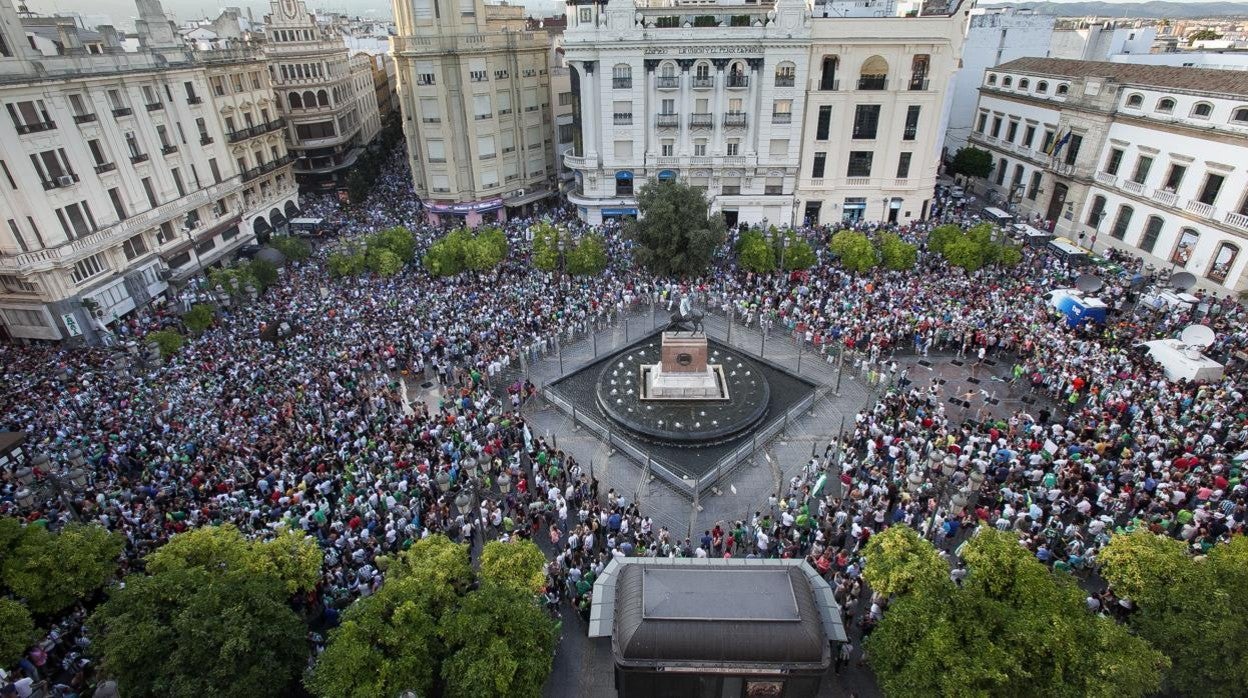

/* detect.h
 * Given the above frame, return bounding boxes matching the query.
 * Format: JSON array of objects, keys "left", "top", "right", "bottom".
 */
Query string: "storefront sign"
[
  {"left": 62, "top": 313, "right": 83, "bottom": 337},
  {"left": 427, "top": 198, "right": 504, "bottom": 214}
]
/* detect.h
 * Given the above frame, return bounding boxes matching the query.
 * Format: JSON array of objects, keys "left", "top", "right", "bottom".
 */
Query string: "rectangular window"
[
  {"left": 904, "top": 105, "right": 920, "bottom": 140},
  {"left": 70, "top": 253, "right": 108, "bottom": 284},
  {"left": 419, "top": 97, "right": 441, "bottom": 122},
  {"left": 1199, "top": 173, "right": 1225, "bottom": 206},
  {"left": 1110, "top": 205, "right": 1133, "bottom": 239},
  {"left": 811, "top": 152, "right": 827, "bottom": 179},
  {"left": 209, "top": 158, "right": 221, "bottom": 183},
  {"left": 141, "top": 177, "right": 158, "bottom": 208},
  {"left": 816, "top": 106, "right": 832, "bottom": 141},
  {"left": 1042, "top": 130, "right": 1055, "bottom": 154},
  {"left": 1027, "top": 171, "right": 1041, "bottom": 200},
  {"left": 426, "top": 139, "right": 446, "bottom": 162},
  {"left": 614, "top": 140, "right": 630, "bottom": 159},
  {"left": 990, "top": 116, "right": 1002, "bottom": 138},
  {"left": 771, "top": 99, "right": 792, "bottom": 123},
  {"left": 726, "top": 139, "right": 740, "bottom": 157},
  {"left": 1131, "top": 155, "right": 1153, "bottom": 184},
  {"left": 976, "top": 112, "right": 988, "bottom": 133},
  {"left": 661, "top": 140, "right": 673, "bottom": 157},
  {"left": 768, "top": 139, "right": 788, "bottom": 157},
  {"left": 1063, "top": 134, "right": 1082, "bottom": 166},
  {"left": 694, "top": 140, "right": 707, "bottom": 157},
  {"left": 852, "top": 105, "right": 880, "bottom": 139},
  {"left": 497, "top": 90, "right": 512, "bottom": 115},
  {"left": 7, "top": 219, "right": 27, "bottom": 253},
  {"left": 897, "top": 152, "right": 912, "bottom": 178},
  {"left": 1105, "top": 148, "right": 1124, "bottom": 176},
  {"left": 474, "top": 94, "right": 492, "bottom": 120},
  {"left": 1005, "top": 119, "right": 1018, "bottom": 143},
  {"left": 613, "top": 100, "right": 632, "bottom": 125},
  {"left": 6, "top": 99, "right": 54, "bottom": 132},
  {"left": 0, "top": 160, "right": 14, "bottom": 189},
  {"left": 477, "top": 135, "right": 496, "bottom": 158},
  {"left": 1086, "top": 195, "right": 1107, "bottom": 226},
  {"left": 1163, "top": 164, "right": 1186, "bottom": 191},
  {"left": 501, "top": 130, "right": 515, "bottom": 153},
  {"left": 122, "top": 233, "right": 147, "bottom": 260},
  {"left": 1023, "top": 125, "right": 1036, "bottom": 148},
  {"left": 108, "top": 187, "right": 127, "bottom": 220},
  {"left": 1139, "top": 216, "right": 1162, "bottom": 253},
  {"left": 847, "top": 151, "right": 873, "bottom": 177},
  {"left": 172, "top": 168, "right": 186, "bottom": 197}
]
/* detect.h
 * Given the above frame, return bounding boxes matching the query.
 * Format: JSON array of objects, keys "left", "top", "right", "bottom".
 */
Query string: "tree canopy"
[
  {"left": 424, "top": 227, "right": 510, "bottom": 276},
  {"left": 829, "top": 230, "right": 877, "bottom": 273},
  {"left": 878, "top": 232, "right": 918, "bottom": 271},
  {"left": 925, "top": 223, "right": 1022, "bottom": 272},
  {"left": 866, "top": 528, "right": 1167, "bottom": 698},
  {"left": 948, "top": 147, "right": 994, "bottom": 180},
  {"left": 736, "top": 229, "right": 776, "bottom": 273},
  {"left": 2, "top": 522, "right": 123, "bottom": 615},
  {"left": 567, "top": 233, "right": 609, "bottom": 276},
  {"left": 626, "top": 179, "right": 725, "bottom": 277}
]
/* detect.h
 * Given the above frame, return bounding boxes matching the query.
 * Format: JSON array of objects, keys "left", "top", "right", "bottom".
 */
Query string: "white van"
[{"left": 1139, "top": 339, "right": 1224, "bottom": 383}]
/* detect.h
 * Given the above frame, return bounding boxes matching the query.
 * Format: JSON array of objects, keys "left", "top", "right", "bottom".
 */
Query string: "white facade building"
[
  {"left": 943, "top": 7, "right": 1053, "bottom": 155},
  {"left": 0, "top": 0, "right": 297, "bottom": 344},
  {"left": 266, "top": 0, "right": 381, "bottom": 190},
  {"left": 968, "top": 57, "right": 1248, "bottom": 295},
  {"left": 797, "top": 5, "right": 966, "bottom": 226},
  {"left": 1048, "top": 21, "right": 1155, "bottom": 62},
  {"left": 562, "top": 0, "right": 813, "bottom": 227}
]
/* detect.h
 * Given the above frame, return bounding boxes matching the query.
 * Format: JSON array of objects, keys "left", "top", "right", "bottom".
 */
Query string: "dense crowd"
[{"left": 1, "top": 148, "right": 1245, "bottom": 693}]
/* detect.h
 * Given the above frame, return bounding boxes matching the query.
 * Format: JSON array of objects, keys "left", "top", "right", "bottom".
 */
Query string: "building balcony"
[
  {"left": 40, "top": 173, "right": 80, "bottom": 190},
  {"left": 161, "top": 145, "right": 179, "bottom": 156},
  {"left": 130, "top": 153, "right": 149, "bottom": 164},
  {"left": 723, "top": 112, "right": 747, "bottom": 127},
  {"left": 1225, "top": 211, "right": 1248, "bottom": 231},
  {"left": 656, "top": 113, "right": 680, "bottom": 128},
  {"left": 94, "top": 162, "right": 116, "bottom": 174},
  {"left": 200, "top": 135, "right": 215, "bottom": 145},
  {"left": 145, "top": 102, "right": 164, "bottom": 112},
  {"left": 1094, "top": 172, "right": 1116, "bottom": 187},
  {"left": 908, "top": 77, "right": 930, "bottom": 91},
  {"left": 775, "top": 76, "right": 795, "bottom": 87},
  {"left": 726, "top": 75, "right": 749, "bottom": 89},
  {"left": 112, "top": 107, "right": 133, "bottom": 118},
  {"left": 72, "top": 113, "right": 97, "bottom": 124},
  {"left": 845, "top": 177, "right": 870, "bottom": 186},
  {"left": 187, "top": 95, "right": 203, "bottom": 105},
  {"left": 656, "top": 76, "right": 679, "bottom": 89},
  {"left": 857, "top": 76, "right": 887, "bottom": 91},
  {"left": 1152, "top": 189, "right": 1178, "bottom": 207},
  {"left": 613, "top": 78, "right": 632, "bottom": 89},
  {"left": 15, "top": 121, "right": 55, "bottom": 134},
  {"left": 690, "top": 113, "right": 713, "bottom": 128},
  {"left": 241, "top": 154, "right": 295, "bottom": 182},
  {"left": 1185, "top": 200, "right": 1215, "bottom": 219},
  {"left": 772, "top": 113, "right": 791, "bottom": 124},
  {"left": 1121, "top": 179, "right": 1147, "bottom": 196},
  {"left": 613, "top": 113, "right": 633, "bottom": 125},
  {"left": 818, "top": 79, "right": 840, "bottom": 91},
  {"left": 692, "top": 76, "right": 714, "bottom": 89},
  {"left": 226, "top": 119, "right": 286, "bottom": 144}
]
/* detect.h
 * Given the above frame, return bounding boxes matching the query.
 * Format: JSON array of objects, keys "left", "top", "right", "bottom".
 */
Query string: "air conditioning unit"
[{"left": 57, "top": 175, "right": 74, "bottom": 187}]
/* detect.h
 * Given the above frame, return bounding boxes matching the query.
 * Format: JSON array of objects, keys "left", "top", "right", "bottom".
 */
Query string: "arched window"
[
  {"left": 615, "top": 170, "right": 633, "bottom": 197},
  {"left": 1156, "top": 97, "right": 1176, "bottom": 114},
  {"left": 302, "top": 91, "right": 316, "bottom": 107},
  {"left": 1191, "top": 102, "right": 1213, "bottom": 119},
  {"left": 987, "top": 73, "right": 997, "bottom": 85},
  {"left": 660, "top": 61, "right": 676, "bottom": 78},
  {"left": 1036, "top": 80, "right": 1048, "bottom": 93},
  {"left": 1208, "top": 241, "right": 1240, "bottom": 283},
  {"left": 317, "top": 90, "right": 329, "bottom": 107},
  {"left": 1125, "top": 93, "right": 1143, "bottom": 108},
  {"left": 288, "top": 91, "right": 303, "bottom": 109},
  {"left": 1110, "top": 204, "right": 1134, "bottom": 240},
  {"left": 694, "top": 61, "right": 712, "bottom": 87},
  {"left": 1233, "top": 107, "right": 1248, "bottom": 123},
  {"left": 1138, "top": 215, "right": 1163, "bottom": 253},
  {"left": 1018, "top": 78, "right": 1030, "bottom": 90},
  {"left": 775, "top": 61, "right": 796, "bottom": 87},
  {"left": 859, "top": 56, "right": 888, "bottom": 90},
  {"left": 1056, "top": 83, "right": 1069, "bottom": 96},
  {"left": 1171, "top": 228, "right": 1199, "bottom": 267},
  {"left": 613, "top": 63, "right": 632, "bottom": 89},
  {"left": 1002, "top": 76, "right": 1013, "bottom": 87},
  {"left": 728, "top": 60, "right": 748, "bottom": 87}
]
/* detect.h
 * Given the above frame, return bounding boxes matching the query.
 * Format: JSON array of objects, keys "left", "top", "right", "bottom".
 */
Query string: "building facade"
[
  {"left": 797, "top": 6, "right": 966, "bottom": 226},
  {"left": 392, "top": 0, "right": 555, "bottom": 226},
  {"left": 265, "top": 0, "right": 381, "bottom": 190},
  {"left": 562, "top": 0, "right": 812, "bottom": 227},
  {"left": 968, "top": 57, "right": 1248, "bottom": 294},
  {"left": 0, "top": 0, "right": 297, "bottom": 344}
]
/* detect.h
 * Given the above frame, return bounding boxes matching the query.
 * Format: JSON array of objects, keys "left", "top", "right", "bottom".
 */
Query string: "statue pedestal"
[{"left": 641, "top": 332, "right": 727, "bottom": 400}]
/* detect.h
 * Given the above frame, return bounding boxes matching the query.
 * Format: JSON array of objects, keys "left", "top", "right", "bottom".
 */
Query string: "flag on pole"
[{"left": 1050, "top": 128, "right": 1072, "bottom": 158}]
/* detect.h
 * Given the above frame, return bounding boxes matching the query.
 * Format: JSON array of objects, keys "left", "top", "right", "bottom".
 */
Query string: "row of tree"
[
  {"left": 422, "top": 227, "right": 509, "bottom": 277},
  {"left": 530, "top": 222, "right": 609, "bottom": 276},
  {"left": 735, "top": 228, "right": 817, "bottom": 273},
  {"left": 928, "top": 223, "right": 1023, "bottom": 271},
  {"left": 825, "top": 230, "right": 919, "bottom": 273},
  {"left": 328, "top": 226, "right": 418, "bottom": 278},
  {"left": 863, "top": 526, "right": 1248, "bottom": 697}
]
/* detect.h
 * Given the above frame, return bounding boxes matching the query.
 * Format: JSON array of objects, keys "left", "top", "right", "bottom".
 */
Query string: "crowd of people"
[{"left": 1, "top": 147, "right": 1245, "bottom": 693}]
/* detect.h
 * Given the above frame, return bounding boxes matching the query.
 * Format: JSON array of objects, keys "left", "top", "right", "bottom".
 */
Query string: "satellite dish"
[
  {"left": 1075, "top": 274, "right": 1104, "bottom": 294},
  {"left": 1170, "top": 271, "right": 1197, "bottom": 292},
  {"left": 1185, "top": 348, "right": 1205, "bottom": 361},
  {"left": 1180, "top": 324, "right": 1215, "bottom": 349}
]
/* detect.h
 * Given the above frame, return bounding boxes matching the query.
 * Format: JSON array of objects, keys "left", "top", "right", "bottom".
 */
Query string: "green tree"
[
  {"left": 998, "top": 244, "right": 1023, "bottom": 267},
  {"left": 878, "top": 233, "right": 918, "bottom": 271},
  {"left": 0, "top": 598, "right": 36, "bottom": 668},
  {"left": 328, "top": 248, "right": 368, "bottom": 278},
  {"left": 268, "top": 235, "right": 312, "bottom": 262},
  {"left": 206, "top": 266, "right": 255, "bottom": 296},
  {"left": 368, "top": 226, "right": 417, "bottom": 263},
  {"left": 181, "top": 303, "right": 215, "bottom": 335},
  {"left": 530, "top": 222, "right": 562, "bottom": 272},
  {"left": 439, "top": 584, "right": 558, "bottom": 698},
  {"left": 736, "top": 229, "right": 776, "bottom": 273},
  {"left": 829, "top": 230, "right": 877, "bottom": 273},
  {"left": 1189, "top": 28, "right": 1222, "bottom": 41},
  {"left": 948, "top": 147, "right": 994, "bottom": 180},
  {"left": 783, "top": 236, "right": 817, "bottom": 271},
  {"left": 867, "top": 528, "right": 1166, "bottom": 698},
  {"left": 927, "top": 224, "right": 964, "bottom": 255},
  {"left": 246, "top": 258, "right": 279, "bottom": 290},
  {"left": 366, "top": 247, "right": 403, "bottom": 276},
  {"left": 2, "top": 523, "right": 123, "bottom": 614},
  {"left": 479, "top": 540, "right": 547, "bottom": 594},
  {"left": 861, "top": 525, "right": 948, "bottom": 597},
  {"left": 943, "top": 234, "right": 986, "bottom": 272},
  {"left": 626, "top": 179, "right": 726, "bottom": 277},
  {"left": 145, "top": 525, "right": 321, "bottom": 596},
  {"left": 1100, "top": 531, "right": 1248, "bottom": 697},
  {"left": 91, "top": 567, "right": 306, "bottom": 698},
  {"left": 147, "top": 329, "right": 185, "bottom": 359},
  {"left": 346, "top": 169, "right": 370, "bottom": 203},
  {"left": 567, "top": 233, "right": 608, "bottom": 276},
  {"left": 424, "top": 228, "right": 508, "bottom": 276}
]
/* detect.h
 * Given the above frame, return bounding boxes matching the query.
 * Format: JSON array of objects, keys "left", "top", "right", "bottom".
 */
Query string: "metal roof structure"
[{"left": 589, "top": 557, "right": 847, "bottom": 671}]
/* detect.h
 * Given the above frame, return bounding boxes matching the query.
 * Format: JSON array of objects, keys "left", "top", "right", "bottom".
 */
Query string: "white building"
[
  {"left": 0, "top": 0, "right": 297, "bottom": 344},
  {"left": 1108, "top": 51, "right": 1248, "bottom": 72},
  {"left": 562, "top": 0, "right": 813, "bottom": 227},
  {"left": 265, "top": 0, "right": 381, "bottom": 190},
  {"left": 1048, "top": 20, "right": 1155, "bottom": 61},
  {"left": 797, "top": 3, "right": 967, "bottom": 226},
  {"left": 943, "top": 7, "right": 1053, "bottom": 155},
  {"left": 968, "top": 57, "right": 1248, "bottom": 295}
]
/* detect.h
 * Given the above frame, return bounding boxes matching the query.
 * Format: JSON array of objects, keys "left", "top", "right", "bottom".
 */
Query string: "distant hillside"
[{"left": 979, "top": 1, "right": 1248, "bottom": 18}]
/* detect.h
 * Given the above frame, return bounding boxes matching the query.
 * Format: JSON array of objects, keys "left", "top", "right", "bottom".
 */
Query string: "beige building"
[
  {"left": 392, "top": 0, "right": 555, "bottom": 226},
  {"left": 265, "top": 0, "right": 381, "bottom": 190},
  {"left": 0, "top": 0, "right": 296, "bottom": 344}
]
